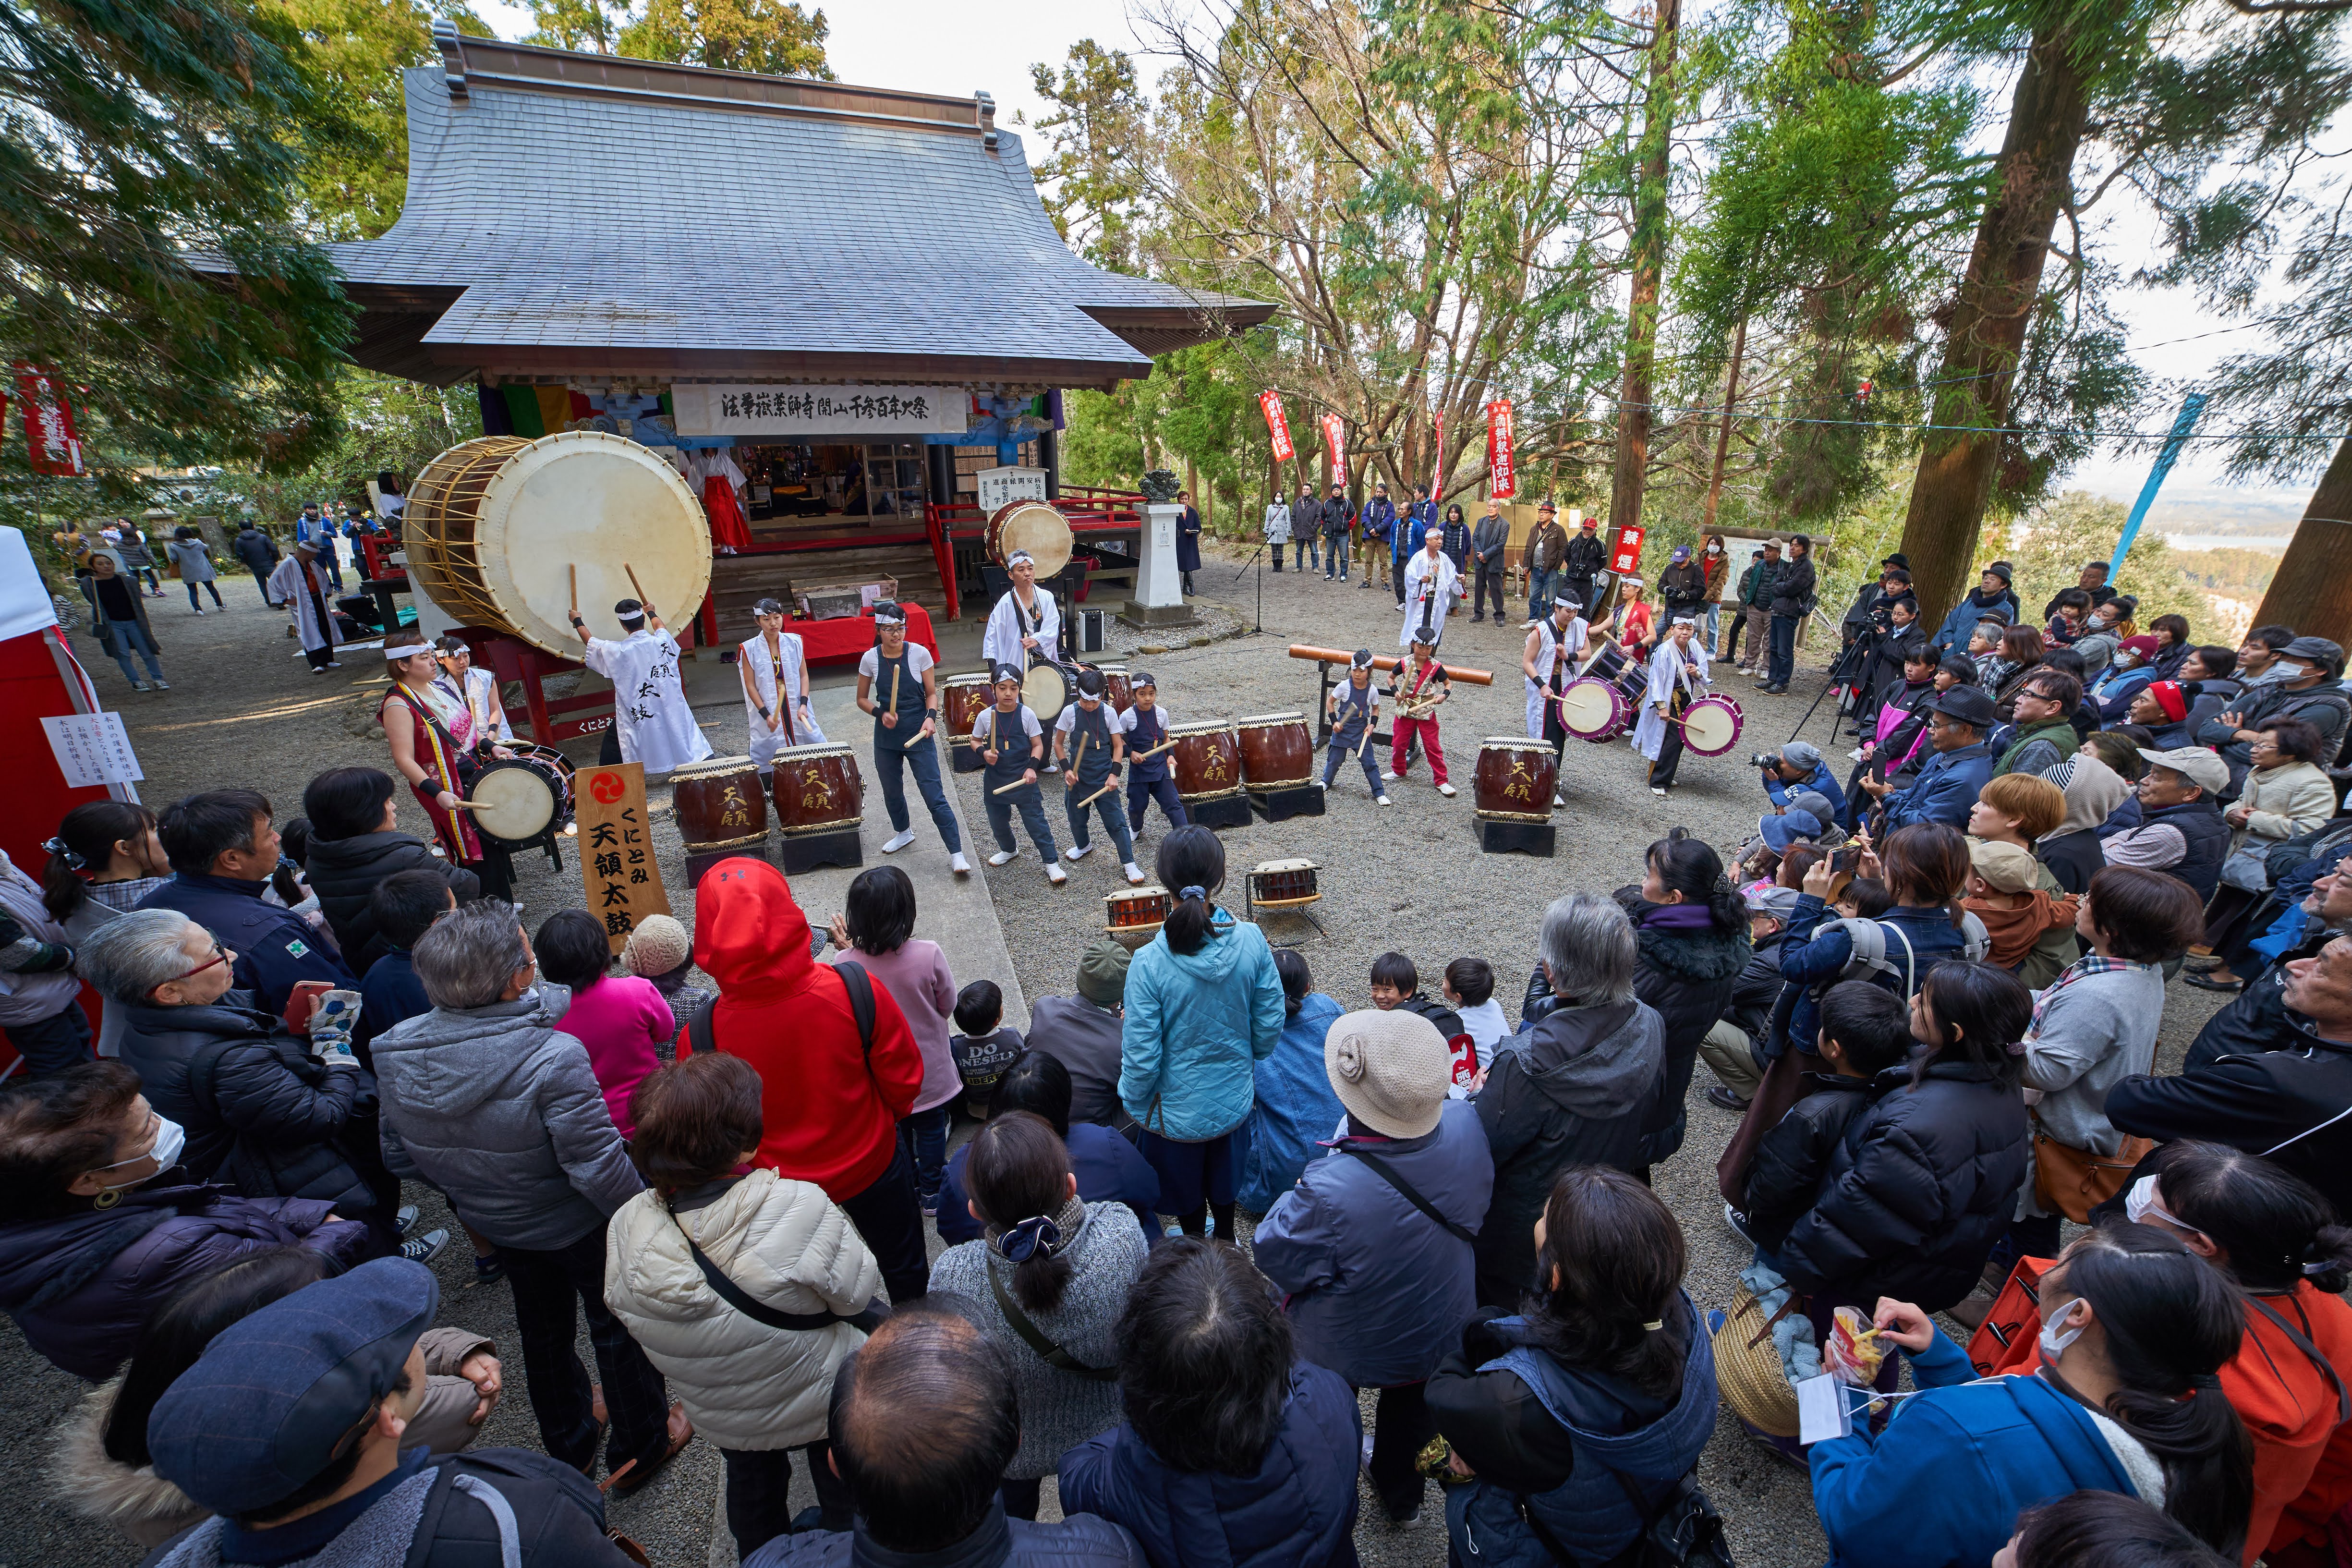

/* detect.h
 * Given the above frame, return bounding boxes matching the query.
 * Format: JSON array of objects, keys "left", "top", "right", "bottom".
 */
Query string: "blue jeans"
[
  {"left": 1325, "top": 536, "right": 1348, "bottom": 579},
  {"left": 900, "top": 1105, "right": 950, "bottom": 1207},
  {"left": 108, "top": 621, "right": 163, "bottom": 685},
  {"left": 1294, "top": 537, "right": 1316, "bottom": 571},
  {"left": 1528, "top": 566, "right": 1556, "bottom": 621},
  {"left": 1705, "top": 603, "right": 1721, "bottom": 647},
  {"left": 1066, "top": 779, "right": 1135, "bottom": 863},
  {"left": 1768, "top": 614, "right": 1799, "bottom": 686},
  {"left": 984, "top": 781, "right": 1058, "bottom": 860},
  {"left": 185, "top": 579, "right": 222, "bottom": 610},
  {"left": 875, "top": 734, "right": 961, "bottom": 852}
]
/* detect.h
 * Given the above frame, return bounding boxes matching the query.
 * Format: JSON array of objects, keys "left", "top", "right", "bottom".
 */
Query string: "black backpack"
[{"left": 1515, "top": 1469, "right": 1734, "bottom": 1568}]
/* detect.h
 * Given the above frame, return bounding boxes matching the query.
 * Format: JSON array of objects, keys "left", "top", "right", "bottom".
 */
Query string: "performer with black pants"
[
  {"left": 976, "top": 665, "right": 1065, "bottom": 884},
  {"left": 1320, "top": 648, "right": 1389, "bottom": 803},
  {"left": 1055, "top": 668, "right": 1145, "bottom": 885},
  {"left": 1522, "top": 596, "right": 1588, "bottom": 806},
  {"left": 1637, "top": 617, "right": 1708, "bottom": 797},
  {"left": 1118, "top": 671, "right": 1187, "bottom": 841}
]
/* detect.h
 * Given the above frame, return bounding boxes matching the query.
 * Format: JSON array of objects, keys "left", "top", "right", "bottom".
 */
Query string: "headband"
[
  {"left": 1130, "top": 671, "right": 1156, "bottom": 689},
  {"left": 1007, "top": 550, "right": 1034, "bottom": 568},
  {"left": 1350, "top": 648, "right": 1374, "bottom": 669},
  {"left": 385, "top": 643, "right": 428, "bottom": 661},
  {"left": 872, "top": 600, "right": 906, "bottom": 627},
  {"left": 752, "top": 597, "right": 785, "bottom": 618}
]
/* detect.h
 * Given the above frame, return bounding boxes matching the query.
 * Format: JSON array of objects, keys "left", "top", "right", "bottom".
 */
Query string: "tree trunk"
[
  {"left": 1701, "top": 313, "right": 1748, "bottom": 535},
  {"left": 1607, "top": 0, "right": 1679, "bottom": 543},
  {"left": 2251, "top": 435, "right": 2352, "bottom": 644},
  {"left": 1895, "top": 22, "right": 2092, "bottom": 626}
]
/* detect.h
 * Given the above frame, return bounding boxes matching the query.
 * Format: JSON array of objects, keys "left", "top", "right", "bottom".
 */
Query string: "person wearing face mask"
[
  {"left": 2201, "top": 637, "right": 2352, "bottom": 793},
  {"left": 2121, "top": 1143, "right": 2352, "bottom": 1567},
  {"left": 1812, "top": 1222, "right": 2256, "bottom": 1568},
  {"left": 0, "top": 1060, "right": 371, "bottom": 1379}
]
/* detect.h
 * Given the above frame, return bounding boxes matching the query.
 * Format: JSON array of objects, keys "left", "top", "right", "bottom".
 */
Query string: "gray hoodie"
[
  {"left": 1469, "top": 999, "right": 1664, "bottom": 1300},
  {"left": 372, "top": 984, "right": 644, "bottom": 1250}
]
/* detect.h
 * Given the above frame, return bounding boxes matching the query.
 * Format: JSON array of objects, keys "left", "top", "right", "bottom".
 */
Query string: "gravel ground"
[{"left": 0, "top": 547, "right": 2231, "bottom": 1568}]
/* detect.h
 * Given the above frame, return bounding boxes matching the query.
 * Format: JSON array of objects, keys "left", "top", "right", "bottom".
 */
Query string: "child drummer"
[
  {"left": 1116, "top": 670, "right": 1188, "bottom": 844},
  {"left": 976, "top": 662, "right": 1066, "bottom": 885},
  {"left": 1636, "top": 615, "right": 1709, "bottom": 798},
  {"left": 1386, "top": 635, "right": 1456, "bottom": 798},
  {"left": 1055, "top": 668, "right": 1146, "bottom": 885},
  {"left": 1320, "top": 648, "right": 1390, "bottom": 805}
]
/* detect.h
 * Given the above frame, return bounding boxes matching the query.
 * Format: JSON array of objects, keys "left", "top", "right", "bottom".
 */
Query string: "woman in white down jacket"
[{"left": 604, "top": 1053, "right": 883, "bottom": 1560}]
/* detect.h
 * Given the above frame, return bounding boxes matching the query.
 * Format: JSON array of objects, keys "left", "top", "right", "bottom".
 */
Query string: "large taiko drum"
[
  {"left": 671, "top": 755, "right": 769, "bottom": 857},
  {"left": 1473, "top": 738, "right": 1559, "bottom": 824},
  {"left": 985, "top": 500, "right": 1074, "bottom": 578},
  {"left": 771, "top": 742, "right": 864, "bottom": 836},
  {"left": 405, "top": 432, "right": 712, "bottom": 657},
  {"left": 1167, "top": 719, "right": 1242, "bottom": 806},
  {"left": 1236, "top": 712, "right": 1313, "bottom": 790},
  {"left": 1556, "top": 677, "right": 1631, "bottom": 742},
  {"left": 941, "top": 674, "right": 993, "bottom": 745},
  {"left": 1682, "top": 695, "right": 1745, "bottom": 757},
  {"left": 1096, "top": 663, "right": 1133, "bottom": 713}
]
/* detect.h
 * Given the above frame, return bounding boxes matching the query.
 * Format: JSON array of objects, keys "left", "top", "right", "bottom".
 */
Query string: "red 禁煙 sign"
[
  {"left": 1611, "top": 524, "right": 1645, "bottom": 575},
  {"left": 1486, "top": 400, "right": 1515, "bottom": 499},
  {"left": 15, "top": 365, "right": 82, "bottom": 476},
  {"left": 1260, "top": 391, "right": 1295, "bottom": 462}
]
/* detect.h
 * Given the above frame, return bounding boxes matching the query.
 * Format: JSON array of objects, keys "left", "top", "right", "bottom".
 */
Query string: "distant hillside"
[{"left": 2139, "top": 487, "right": 2305, "bottom": 535}]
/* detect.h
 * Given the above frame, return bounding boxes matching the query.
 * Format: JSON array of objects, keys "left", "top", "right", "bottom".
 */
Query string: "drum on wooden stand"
[
  {"left": 1167, "top": 720, "right": 1242, "bottom": 805},
  {"left": 771, "top": 743, "right": 864, "bottom": 836},
  {"left": 1682, "top": 695, "right": 1745, "bottom": 757},
  {"left": 1556, "top": 677, "right": 1632, "bottom": 742},
  {"left": 985, "top": 500, "right": 1075, "bottom": 578},
  {"left": 941, "top": 674, "right": 993, "bottom": 744},
  {"left": 1473, "top": 739, "right": 1559, "bottom": 823},
  {"left": 1235, "top": 712, "right": 1313, "bottom": 790},
  {"left": 670, "top": 755, "right": 769, "bottom": 858},
  {"left": 405, "top": 432, "right": 711, "bottom": 657},
  {"left": 1105, "top": 887, "right": 1172, "bottom": 949}
]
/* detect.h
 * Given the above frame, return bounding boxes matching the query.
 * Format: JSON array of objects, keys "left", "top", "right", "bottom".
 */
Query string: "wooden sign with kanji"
[{"left": 575, "top": 762, "right": 672, "bottom": 952}]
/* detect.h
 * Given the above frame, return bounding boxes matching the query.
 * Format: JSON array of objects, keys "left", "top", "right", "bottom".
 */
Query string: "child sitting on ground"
[
  {"left": 1370, "top": 950, "right": 1464, "bottom": 1047},
  {"left": 949, "top": 978, "right": 1026, "bottom": 1119},
  {"left": 537, "top": 906, "right": 675, "bottom": 1140},
  {"left": 620, "top": 912, "right": 714, "bottom": 1040},
  {"left": 1442, "top": 957, "right": 1506, "bottom": 1094},
  {"left": 1734, "top": 981, "right": 1916, "bottom": 1260}
]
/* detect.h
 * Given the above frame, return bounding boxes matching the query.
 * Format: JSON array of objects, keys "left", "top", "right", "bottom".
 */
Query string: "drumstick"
[
  {"left": 1130, "top": 737, "right": 1178, "bottom": 761},
  {"left": 1075, "top": 777, "right": 1120, "bottom": 808},
  {"left": 569, "top": 564, "right": 578, "bottom": 620},
  {"left": 623, "top": 562, "right": 648, "bottom": 613},
  {"left": 991, "top": 777, "right": 1041, "bottom": 796}
]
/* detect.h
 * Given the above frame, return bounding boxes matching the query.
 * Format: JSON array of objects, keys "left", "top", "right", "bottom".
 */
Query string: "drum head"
[
  {"left": 1684, "top": 697, "right": 1743, "bottom": 756},
  {"left": 1557, "top": 679, "right": 1618, "bottom": 737},
  {"left": 1022, "top": 662, "right": 1068, "bottom": 722},
  {"left": 408, "top": 432, "right": 711, "bottom": 658},
  {"left": 470, "top": 761, "right": 557, "bottom": 846},
  {"left": 991, "top": 501, "right": 1073, "bottom": 577}
]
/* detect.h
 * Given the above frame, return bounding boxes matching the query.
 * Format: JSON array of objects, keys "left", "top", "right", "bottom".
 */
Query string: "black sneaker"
[
  {"left": 400, "top": 1228, "right": 451, "bottom": 1265},
  {"left": 472, "top": 1252, "right": 506, "bottom": 1287}
]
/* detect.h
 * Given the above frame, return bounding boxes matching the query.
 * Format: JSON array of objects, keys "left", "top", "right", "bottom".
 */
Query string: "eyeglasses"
[{"left": 151, "top": 935, "right": 229, "bottom": 998}]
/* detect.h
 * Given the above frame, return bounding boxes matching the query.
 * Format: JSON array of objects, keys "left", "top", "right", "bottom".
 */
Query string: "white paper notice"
[
  {"left": 41, "top": 712, "right": 144, "bottom": 787},
  {"left": 1796, "top": 1374, "right": 1852, "bottom": 1446}
]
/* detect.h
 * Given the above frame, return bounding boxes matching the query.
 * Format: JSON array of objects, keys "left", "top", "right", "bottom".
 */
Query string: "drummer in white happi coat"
[
  {"left": 1634, "top": 616, "right": 1709, "bottom": 798},
  {"left": 573, "top": 596, "right": 713, "bottom": 776},
  {"left": 981, "top": 550, "right": 1061, "bottom": 672},
  {"left": 1400, "top": 528, "right": 1462, "bottom": 648},
  {"left": 267, "top": 538, "right": 340, "bottom": 672},
  {"left": 1521, "top": 594, "right": 1588, "bottom": 801},
  {"left": 738, "top": 596, "right": 824, "bottom": 774}
]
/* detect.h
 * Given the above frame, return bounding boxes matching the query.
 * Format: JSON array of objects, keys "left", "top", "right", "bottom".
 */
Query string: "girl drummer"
[
  {"left": 1387, "top": 635, "right": 1455, "bottom": 797},
  {"left": 857, "top": 601, "right": 969, "bottom": 876},
  {"left": 740, "top": 595, "right": 824, "bottom": 776},
  {"left": 380, "top": 628, "right": 516, "bottom": 898},
  {"left": 1635, "top": 616, "right": 1709, "bottom": 798},
  {"left": 433, "top": 634, "right": 513, "bottom": 743},
  {"left": 980, "top": 548, "right": 1063, "bottom": 673},
  {"left": 976, "top": 662, "right": 1066, "bottom": 884},
  {"left": 1321, "top": 648, "right": 1389, "bottom": 804},
  {"left": 1118, "top": 671, "right": 1188, "bottom": 842}
]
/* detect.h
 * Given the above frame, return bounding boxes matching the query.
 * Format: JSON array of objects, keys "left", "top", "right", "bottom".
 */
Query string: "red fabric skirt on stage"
[{"left": 703, "top": 477, "right": 753, "bottom": 551}]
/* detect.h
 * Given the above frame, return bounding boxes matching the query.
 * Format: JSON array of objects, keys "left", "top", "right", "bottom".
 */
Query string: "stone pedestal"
[{"left": 1120, "top": 502, "right": 1199, "bottom": 629}]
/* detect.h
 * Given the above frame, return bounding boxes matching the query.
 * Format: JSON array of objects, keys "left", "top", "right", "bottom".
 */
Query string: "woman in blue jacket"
[
  {"left": 1776, "top": 822, "right": 1976, "bottom": 1058},
  {"left": 1058, "top": 1238, "right": 1361, "bottom": 1568},
  {"left": 1233, "top": 948, "right": 1346, "bottom": 1214},
  {"left": 1814, "top": 1222, "right": 2254, "bottom": 1568},
  {"left": 1426, "top": 1167, "right": 1717, "bottom": 1568},
  {"left": 1120, "top": 826, "right": 1285, "bottom": 1240}
]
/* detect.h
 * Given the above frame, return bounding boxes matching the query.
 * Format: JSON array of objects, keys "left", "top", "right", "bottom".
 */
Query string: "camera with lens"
[{"left": 1751, "top": 752, "right": 1781, "bottom": 770}]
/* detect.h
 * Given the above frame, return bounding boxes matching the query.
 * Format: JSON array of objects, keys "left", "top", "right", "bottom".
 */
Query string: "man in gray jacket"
[
  {"left": 373, "top": 899, "right": 688, "bottom": 1491},
  {"left": 1469, "top": 501, "right": 1511, "bottom": 624}
]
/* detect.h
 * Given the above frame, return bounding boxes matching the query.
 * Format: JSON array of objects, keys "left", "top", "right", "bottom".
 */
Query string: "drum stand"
[
  {"left": 1243, "top": 882, "right": 1326, "bottom": 945},
  {"left": 1249, "top": 782, "right": 1325, "bottom": 823}
]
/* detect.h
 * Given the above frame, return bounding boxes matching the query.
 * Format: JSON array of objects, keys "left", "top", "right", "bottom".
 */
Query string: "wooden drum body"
[
  {"left": 941, "top": 674, "right": 993, "bottom": 744},
  {"left": 1096, "top": 663, "right": 1133, "bottom": 713},
  {"left": 771, "top": 742, "right": 864, "bottom": 836},
  {"left": 1167, "top": 720, "right": 1242, "bottom": 804},
  {"left": 1473, "top": 738, "right": 1559, "bottom": 824},
  {"left": 985, "top": 500, "right": 1074, "bottom": 578},
  {"left": 671, "top": 754, "right": 769, "bottom": 856},
  {"left": 406, "top": 432, "right": 712, "bottom": 656},
  {"left": 1236, "top": 712, "right": 1313, "bottom": 790},
  {"left": 1105, "top": 886, "right": 1172, "bottom": 948}
]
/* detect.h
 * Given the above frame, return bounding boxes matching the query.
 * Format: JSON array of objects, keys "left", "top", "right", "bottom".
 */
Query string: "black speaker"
[{"left": 1074, "top": 609, "right": 1106, "bottom": 654}]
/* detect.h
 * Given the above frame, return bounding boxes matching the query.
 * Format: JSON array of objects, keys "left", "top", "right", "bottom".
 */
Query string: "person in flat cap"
[
  {"left": 1250, "top": 1008, "right": 1489, "bottom": 1525},
  {"left": 1659, "top": 543, "right": 1708, "bottom": 627},
  {"left": 857, "top": 600, "right": 969, "bottom": 876},
  {"left": 1021, "top": 938, "right": 1137, "bottom": 1135},
  {"left": 2101, "top": 746, "right": 2233, "bottom": 900},
  {"left": 1865, "top": 683, "right": 1996, "bottom": 831},
  {"left": 1932, "top": 560, "right": 2022, "bottom": 657},
  {"left": 981, "top": 549, "right": 1063, "bottom": 672},
  {"left": 1760, "top": 738, "right": 1847, "bottom": 824},
  {"left": 1321, "top": 647, "right": 1390, "bottom": 804},
  {"left": 144, "top": 1257, "right": 631, "bottom": 1566},
  {"left": 2201, "top": 633, "right": 2352, "bottom": 795},
  {"left": 574, "top": 589, "right": 711, "bottom": 775},
  {"left": 741, "top": 596, "right": 824, "bottom": 776}
]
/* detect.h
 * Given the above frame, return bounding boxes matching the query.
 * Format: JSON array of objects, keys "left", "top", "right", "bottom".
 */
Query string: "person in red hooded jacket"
[{"left": 677, "top": 857, "right": 929, "bottom": 1302}]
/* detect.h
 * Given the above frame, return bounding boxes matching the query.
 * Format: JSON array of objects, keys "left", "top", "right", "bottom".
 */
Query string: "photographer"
[{"left": 1759, "top": 740, "right": 1846, "bottom": 825}]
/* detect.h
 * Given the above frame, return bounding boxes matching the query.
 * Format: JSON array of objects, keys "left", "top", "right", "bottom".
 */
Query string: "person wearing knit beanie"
[{"left": 621, "top": 913, "right": 691, "bottom": 978}]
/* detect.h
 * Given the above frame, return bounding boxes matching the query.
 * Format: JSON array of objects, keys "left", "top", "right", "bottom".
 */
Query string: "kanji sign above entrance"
[{"left": 670, "top": 384, "right": 969, "bottom": 438}]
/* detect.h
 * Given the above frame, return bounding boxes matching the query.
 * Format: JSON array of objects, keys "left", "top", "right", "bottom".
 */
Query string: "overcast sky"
[{"left": 469, "top": 0, "right": 2316, "bottom": 514}]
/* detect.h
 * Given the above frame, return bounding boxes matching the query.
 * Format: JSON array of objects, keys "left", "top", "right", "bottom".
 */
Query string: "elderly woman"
[
  {"left": 2191, "top": 717, "right": 2340, "bottom": 993},
  {"left": 78, "top": 909, "right": 433, "bottom": 1260},
  {"left": 371, "top": 897, "right": 688, "bottom": 1493},
  {"left": 1471, "top": 891, "right": 1664, "bottom": 1307},
  {"left": 0, "top": 1060, "right": 370, "bottom": 1378}
]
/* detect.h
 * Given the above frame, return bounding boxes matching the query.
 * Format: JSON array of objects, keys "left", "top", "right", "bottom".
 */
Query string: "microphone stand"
[{"left": 1229, "top": 537, "right": 1269, "bottom": 637}]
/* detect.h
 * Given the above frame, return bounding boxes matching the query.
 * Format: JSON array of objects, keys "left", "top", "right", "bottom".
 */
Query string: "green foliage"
[
  {"left": 230, "top": 371, "right": 485, "bottom": 525},
  {"left": 1989, "top": 491, "right": 2214, "bottom": 636},
  {"left": 618, "top": 0, "right": 834, "bottom": 77},
  {"left": 1027, "top": 43, "right": 1150, "bottom": 271},
  {"left": 0, "top": 0, "right": 356, "bottom": 480},
  {"left": 525, "top": 0, "right": 630, "bottom": 51}
]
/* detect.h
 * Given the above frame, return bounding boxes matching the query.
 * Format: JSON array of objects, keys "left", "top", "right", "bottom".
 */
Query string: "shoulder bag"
[
  {"left": 1344, "top": 1145, "right": 1476, "bottom": 1245},
  {"left": 1514, "top": 1467, "right": 1734, "bottom": 1568},
  {"left": 674, "top": 1210, "right": 887, "bottom": 1334},
  {"left": 983, "top": 1256, "right": 1119, "bottom": 1381},
  {"left": 690, "top": 958, "right": 879, "bottom": 1097}
]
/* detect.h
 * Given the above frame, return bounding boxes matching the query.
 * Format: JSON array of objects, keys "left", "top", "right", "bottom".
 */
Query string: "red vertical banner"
[
  {"left": 1425, "top": 412, "right": 1444, "bottom": 502},
  {"left": 1320, "top": 412, "right": 1346, "bottom": 479},
  {"left": 1259, "top": 390, "right": 1295, "bottom": 462},
  {"left": 1611, "top": 524, "right": 1645, "bottom": 575},
  {"left": 15, "top": 366, "right": 82, "bottom": 476},
  {"left": 1486, "top": 399, "right": 1515, "bottom": 499}
]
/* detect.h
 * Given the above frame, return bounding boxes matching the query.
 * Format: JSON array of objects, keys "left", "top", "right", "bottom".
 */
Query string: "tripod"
[
  {"left": 1229, "top": 539, "right": 1270, "bottom": 636},
  {"left": 1785, "top": 615, "right": 1874, "bottom": 746}
]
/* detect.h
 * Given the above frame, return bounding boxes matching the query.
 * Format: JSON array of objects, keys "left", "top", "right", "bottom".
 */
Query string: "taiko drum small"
[
  {"left": 1167, "top": 719, "right": 1242, "bottom": 803},
  {"left": 1473, "top": 738, "right": 1559, "bottom": 824},
  {"left": 671, "top": 754, "right": 769, "bottom": 855},
  {"left": 1105, "top": 886, "right": 1172, "bottom": 949},
  {"left": 1236, "top": 711, "right": 1313, "bottom": 790},
  {"left": 770, "top": 742, "right": 864, "bottom": 836}
]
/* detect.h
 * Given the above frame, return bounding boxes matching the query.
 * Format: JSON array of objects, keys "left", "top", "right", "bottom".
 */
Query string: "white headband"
[{"left": 1007, "top": 550, "right": 1034, "bottom": 568}]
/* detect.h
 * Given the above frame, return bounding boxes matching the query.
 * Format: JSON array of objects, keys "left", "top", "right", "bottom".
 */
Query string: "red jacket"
[{"left": 678, "top": 858, "right": 922, "bottom": 1200}]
